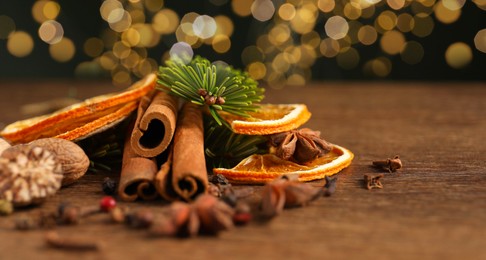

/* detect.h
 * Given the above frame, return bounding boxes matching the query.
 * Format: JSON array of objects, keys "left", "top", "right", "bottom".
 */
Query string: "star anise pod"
[{"left": 270, "top": 128, "right": 333, "bottom": 164}]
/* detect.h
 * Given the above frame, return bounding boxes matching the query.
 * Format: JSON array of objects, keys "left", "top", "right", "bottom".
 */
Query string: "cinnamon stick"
[
  {"left": 155, "top": 103, "right": 208, "bottom": 202},
  {"left": 118, "top": 121, "right": 159, "bottom": 202},
  {"left": 130, "top": 91, "right": 178, "bottom": 158}
]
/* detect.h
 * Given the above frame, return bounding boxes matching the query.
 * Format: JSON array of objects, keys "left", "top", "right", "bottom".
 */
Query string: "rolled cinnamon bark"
[
  {"left": 130, "top": 91, "right": 178, "bottom": 158},
  {"left": 155, "top": 103, "right": 208, "bottom": 202},
  {"left": 118, "top": 122, "right": 159, "bottom": 202}
]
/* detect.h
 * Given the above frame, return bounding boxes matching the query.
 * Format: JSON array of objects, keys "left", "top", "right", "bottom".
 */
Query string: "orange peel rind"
[
  {"left": 1, "top": 74, "right": 156, "bottom": 144},
  {"left": 213, "top": 144, "right": 354, "bottom": 184},
  {"left": 220, "top": 104, "right": 311, "bottom": 135}
]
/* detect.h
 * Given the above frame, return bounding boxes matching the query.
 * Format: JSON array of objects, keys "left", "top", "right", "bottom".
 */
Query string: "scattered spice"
[
  {"left": 0, "top": 199, "right": 13, "bottom": 216},
  {"left": 233, "top": 202, "right": 252, "bottom": 226},
  {"left": 372, "top": 155, "right": 402, "bottom": 173},
  {"left": 261, "top": 176, "right": 322, "bottom": 218},
  {"left": 323, "top": 176, "right": 338, "bottom": 197},
  {"left": 109, "top": 207, "right": 126, "bottom": 223},
  {"left": 0, "top": 146, "right": 63, "bottom": 207},
  {"left": 15, "top": 216, "right": 38, "bottom": 230},
  {"left": 125, "top": 208, "right": 154, "bottom": 228},
  {"left": 45, "top": 231, "right": 100, "bottom": 251},
  {"left": 100, "top": 196, "right": 117, "bottom": 212},
  {"left": 102, "top": 177, "right": 117, "bottom": 195},
  {"left": 59, "top": 205, "right": 100, "bottom": 225},
  {"left": 270, "top": 128, "right": 333, "bottom": 164},
  {"left": 364, "top": 174, "right": 384, "bottom": 190}
]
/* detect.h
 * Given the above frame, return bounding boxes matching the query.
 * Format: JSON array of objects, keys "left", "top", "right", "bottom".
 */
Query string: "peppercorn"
[
  {"left": 100, "top": 196, "right": 117, "bottom": 212},
  {"left": 102, "top": 177, "right": 117, "bottom": 195}
]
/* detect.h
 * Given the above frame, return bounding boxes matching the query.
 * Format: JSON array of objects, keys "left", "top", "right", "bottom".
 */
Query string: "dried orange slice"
[
  {"left": 220, "top": 104, "right": 311, "bottom": 135},
  {"left": 1, "top": 74, "right": 156, "bottom": 144},
  {"left": 213, "top": 144, "right": 353, "bottom": 184}
]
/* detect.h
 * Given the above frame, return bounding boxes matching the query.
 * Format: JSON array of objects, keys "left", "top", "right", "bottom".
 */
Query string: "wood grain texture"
[{"left": 1, "top": 81, "right": 485, "bottom": 260}]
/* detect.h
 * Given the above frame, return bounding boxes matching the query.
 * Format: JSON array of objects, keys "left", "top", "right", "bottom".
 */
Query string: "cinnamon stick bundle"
[
  {"left": 130, "top": 91, "right": 178, "bottom": 158},
  {"left": 155, "top": 103, "right": 208, "bottom": 202},
  {"left": 118, "top": 122, "right": 159, "bottom": 202}
]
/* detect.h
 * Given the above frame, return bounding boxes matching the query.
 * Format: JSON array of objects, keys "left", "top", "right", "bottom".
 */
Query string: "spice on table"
[
  {"left": 233, "top": 202, "right": 252, "bottom": 226},
  {"left": 45, "top": 231, "right": 100, "bottom": 251},
  {"left": 0, "top": 199, "right": 13, "bottom": 216},
  {"left": 364, "top": 174, "right": 384, "bottom": 190},
  {"left": 194, "top": 194, "right": 234, "bottom": 234},
  {"left": 261, "top": 176, "right": 322, "bottom": 218},
  {"left": 372, "top": 155, "right": 402, "bottom": 173},
  {"left": 102, "top": 177, "right": 117, "bottom": 195},
  {"left": 60, "top": 205, "right": 101, "bottom": 225},
  {"left": 269, "top": 128, "right": 333, "bottom": 164},
  {"left": 100, "top": 196, "right": 117, "bottom": 212},
  {"left": 125, "top": 208, "right": 154, "bottom": 228},
  {"left": 0, "top": 146, "right": 63, "bottom": 207},
  {"left": 323, "top": 176, "right": 338, "bottom": 197},
  {"left": 109, "top": 207, "right": 126, "bottom": 224},
  {"left": 15, "top": 216, "right": 38, "bottom": 230}
]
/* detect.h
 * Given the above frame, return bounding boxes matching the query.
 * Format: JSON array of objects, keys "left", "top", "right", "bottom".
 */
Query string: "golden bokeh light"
[
  {"left": 380, "top": 30, "right": 406, "bottom": 55},
  {"left": 411, "top": 13, "right": 434, "bottom": 37},
  {"left": 400, "top": 41, "right": 424, "bottom": 64},
  {"left": 358, "top": 25, "right": 378, "bottom": 45},
  {"left": 371, "top": 57, "right": 392, "bottom": 77},
  {"left": 32, "top": 1, "right": 60, "bottom": 23},
  {"left": 144, "top": 0, "right": 164, "bottom": 13},
  {"left": 445, "top": 42, "right": 472, "bottom": 68},
  {"left": 278, "top": 3, "right": 296, "bottom": 21},
  {"left": 336, "top": 47, "right": 360, "bottom": 69},
  {"left": 121, "top": 28, "right": 141, "bottom": 47},
  {"left": 343, "top": 3, "right": 362, "bottom": 20},
  {"left": 318, "top": 0, "right": 335, "bottom": 13},
  {"left": 113, "top": 41, "right": 131, "bottom": 59},
  {"left": 38, "top": 20, "right": 64, "bottom": 44},
  {"left": 109, "top": 11, "right": 132, "bottom": 32},
  {"left": 100, "top": 0, "right": 124, "bottom": 21},
  {"left": 290, "top": 5, "right": 318, "bottom": 34},
  {"left": 301, "top": 31, "right": 321, "bottom": 49},
  {"left": 474, "top": 29, "right": 486, "bottom": 53},
  {"left": 396, "top": 13, "right": 415, "bottom": 32},
  {"left": 251, "top": 0, "right": 275, "bottom": 22},
  {"left": 473, "top": 0, "right": 486, "bottom": 11},
  {"left": 0, "top": 15, "right": 16, "bottom": 39},
  {"left": 286, "top": 73, "right": 306, "bottom": 86},
  {"left": 387, "top": 0, "right": 406, "bottom": 10},
  {"left": 99, "top": 51, "right": 118, "bottom": 70},
  {"left": 232, "top": 0, "right": 252, "bottom": 17},
  {"left": 152, "top": 9, "right": 179, "bottom": 34},
  {"left": 7, "top": 31, "right": 34, "bottom": 58},
  {"left": 434, "top": 1, "right": 461, "bottom": 24},
  {"left": 214, "top": 15, "right": 234, "bottom": 37},
  {"left": 83, "top": 38, "right": 105, "bottom": 58},
  {"left": 325, "top": 16, "right": 349, "bottom": 40},
  {"left": 376, "top": 11, "right": 397, "bottom": 31},
  {"left": 247, "top": 61, "right": 267, "bottom": 80},
  {"left": 49, "top": 37, "right": 76, "bottom": 62},
  {"left": 212, "top": 35, "right": 231, "bottom": 53},
  {"left": 442, "top": 0, "right": 466, "bottom": 10},
  {"left": 320, "top": 38, "right": 340, "bottom": 58},
  {"left": 193, "top": 15, "right": 217, "bottom": 39}
]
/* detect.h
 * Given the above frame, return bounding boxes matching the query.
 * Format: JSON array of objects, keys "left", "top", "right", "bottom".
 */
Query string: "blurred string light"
[{"left": 0, "top": 0, "right": 485, "bottom": 86}]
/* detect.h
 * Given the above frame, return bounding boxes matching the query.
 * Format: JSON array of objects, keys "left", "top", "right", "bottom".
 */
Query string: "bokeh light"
[
  {"left": 7, "top": 31, "right": 34, "bottom": 58},
  {"left": 325, "top": 16, "right": 349, "bottom": 40},
  {"left": 0, "top": 15, "right": 16, "bottom": 39},
  {"left": 49, "top": 38, "right": 76, "bottom": 62},
  {"left": 445, "top": 42, "right": 472, "bottom": 68},
  {"left": 251, "top": 0, "right": 275, "bottom": 22},
  {"left": 38, "top": 20, "right": 64, "bottom": 44},
  {"left": 474, "top": 29, "right": 486, "bottom": 53}
]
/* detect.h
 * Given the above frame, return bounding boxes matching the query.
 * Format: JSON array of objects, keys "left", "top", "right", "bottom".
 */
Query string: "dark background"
[{"left": 0, "top": 0, "right": 485, "bottom": 81}]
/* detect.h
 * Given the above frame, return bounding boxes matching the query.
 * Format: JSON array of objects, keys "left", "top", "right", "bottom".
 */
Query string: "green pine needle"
[
  {"left": 203, "top": 115, "right": 268, "bottom": 170},
  {"left": 157, "top": 56, "right": 265, "bottom": 125}
]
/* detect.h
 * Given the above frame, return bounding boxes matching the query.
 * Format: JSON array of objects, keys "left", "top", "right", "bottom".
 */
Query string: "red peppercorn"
[{"left": 100, "top": 196, "right": 117, "bottom": 212}]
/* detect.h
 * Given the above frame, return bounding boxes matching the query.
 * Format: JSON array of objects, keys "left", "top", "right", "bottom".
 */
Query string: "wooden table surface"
[{"left": 0, "top": 81, "right": 485, "bottom": 260}]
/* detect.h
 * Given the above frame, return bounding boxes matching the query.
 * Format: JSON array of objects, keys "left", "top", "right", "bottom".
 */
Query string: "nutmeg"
[{"left": 2, "top": 138, "right": 89, "bottom": 186}]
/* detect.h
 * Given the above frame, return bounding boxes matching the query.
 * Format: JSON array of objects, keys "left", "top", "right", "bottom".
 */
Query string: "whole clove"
[
  {"left": 45, "top": 231, "right": 100, "bottom": 251},
  {"left": 372, "top": 155, "right": 402, "bottom": 173},
  {"left": 125, "top": 208, "right": 154, "bottom": 228},
  {"left": 102, "top": 177, "right": 118, "bottom": 195},
  {"left": 109, "top": 207, "right": 126, "bottom": 224},
  {"left": 364, "top": 174, "right": 384, "bottom": 190},
  {"left": 233, "top": 202, "right": 252, "bottom": 226},
  {"left": 323, "top": 176, "right": 338, "bottom": 196},
  {"left": 194, "top": 194, "right": 234, "bottom": 234},
  {"left": 261, "top": 176, "right": 323, "bottom": 218}
]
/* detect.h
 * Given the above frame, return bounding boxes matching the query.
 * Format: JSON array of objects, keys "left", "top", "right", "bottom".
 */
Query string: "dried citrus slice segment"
[
  {"left": 219, "top": 104, "right": 311, "bottom": 135},
  {"left": 213, "top": 144, "right": 353, "bottom": 184},
  {"left": 1, "top": 74, "right": 156, "bottom": 144}
]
